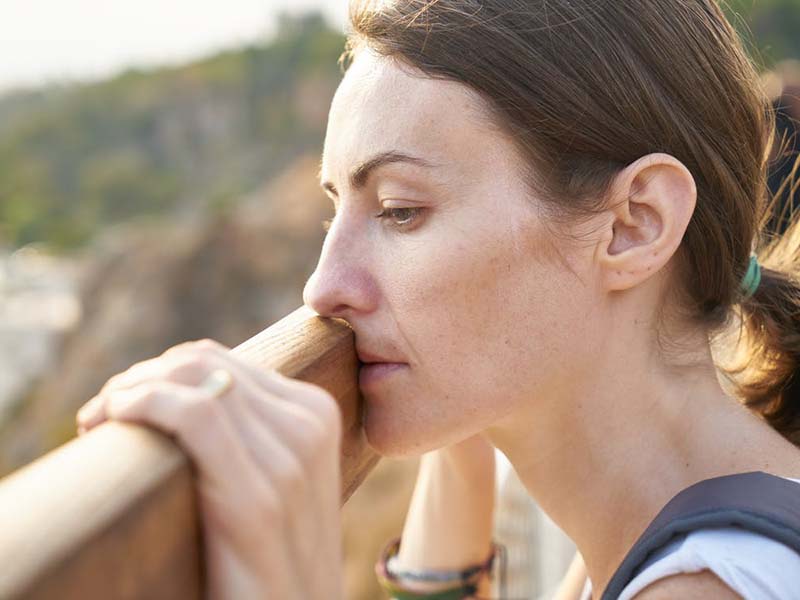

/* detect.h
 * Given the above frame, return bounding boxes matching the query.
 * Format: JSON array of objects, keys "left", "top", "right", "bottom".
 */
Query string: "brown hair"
[{"left": 340, "top": 0, "right": 800, "bottom": 445}]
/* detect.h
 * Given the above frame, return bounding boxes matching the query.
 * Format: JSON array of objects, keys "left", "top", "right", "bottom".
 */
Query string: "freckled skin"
[
  {"left": 303, "top": 47, "right": 800, "bottom": 597},
  {"left": 303, "top": 49, "right": 601, "bottom": 457}
]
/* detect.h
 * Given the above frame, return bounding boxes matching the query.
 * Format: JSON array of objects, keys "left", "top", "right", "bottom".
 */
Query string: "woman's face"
[{"left": 303, "top": 49, "right": 601, "bottom": 457}]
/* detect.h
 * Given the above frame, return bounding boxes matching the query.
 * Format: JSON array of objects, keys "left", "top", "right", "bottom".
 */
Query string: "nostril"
[{"left": 328, "top": 304, "right": 352, "bottom": 320}]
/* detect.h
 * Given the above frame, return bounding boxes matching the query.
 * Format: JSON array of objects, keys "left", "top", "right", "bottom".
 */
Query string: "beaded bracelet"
[{"left": 374, "top": 537, "right": 507, "bottom": 599}]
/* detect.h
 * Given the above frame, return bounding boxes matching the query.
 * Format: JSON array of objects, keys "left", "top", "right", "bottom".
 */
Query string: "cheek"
[
  {"left": 365, "top": 225, "right": 582, "bottom": 456},
  {"left": 407, "top": 238, "right": 553, "bottom": 398}
]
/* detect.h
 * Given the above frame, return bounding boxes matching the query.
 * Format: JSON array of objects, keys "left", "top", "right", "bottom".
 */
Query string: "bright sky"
[{"left": 0, "top": 0, "right": 348, "bottom": 93}]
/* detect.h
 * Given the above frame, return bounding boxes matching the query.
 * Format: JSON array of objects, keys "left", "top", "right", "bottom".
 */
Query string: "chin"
[
  {"left": 362, "top": 401, "right": 476, "bottom": 458},
  {"left": 362, "top": 404, "right": 441, "bottom": 458}
]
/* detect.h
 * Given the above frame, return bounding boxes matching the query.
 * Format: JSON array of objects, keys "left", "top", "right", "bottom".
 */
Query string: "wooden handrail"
[{"left": 0, "top": 305, "right": 380, "bottom": 599}]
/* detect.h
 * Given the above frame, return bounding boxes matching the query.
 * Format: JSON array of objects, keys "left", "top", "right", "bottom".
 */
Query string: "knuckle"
[
  {"left": 136, "top": 383, "right": 158, "bottom": 401},
  {"left": 163, "top": 338, "right": 216, "bottom": 358},
  {"left": 310, "top": 390, "right": 342, "bottom": 434},
  {"left": 106, "top": 386, "right": 149, "bottom": 418},
  {"left": 165, "top": 355, "right": 207, "bottom": 380},
  {"left": 295, "top": 415, "right": 337, "bottom": 462},
  {"left": 163, "top": 339, "right": 227, "bottom": 363},
  {"left": 76, "top": 395, "right": 103, "bottom": 420},
  {"left": 100, "top": 370, "right": 132, "bottom": 393},
  {"left": 193, "top": 338, "right": 219, "bottom": 351},
  {"left": 138, "top": 383, "right": 162, "bottom": 405},
  {"left": 271, "top": 376, "right": 341, "bottom": 432},
  {"left": 162, "top": 341, "right": 194, "bottom": 357},
  {"left": 179, "top": 396, "right": 219, "bottom": 429},
  {"left": 292, "top": 381, "right": 337, "bottom": 411}
]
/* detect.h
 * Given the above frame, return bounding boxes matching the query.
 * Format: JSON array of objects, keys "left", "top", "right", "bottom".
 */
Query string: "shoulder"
[
  {"left": 621, "top": 526, "right": 800, "bottom": 600},
  {"left": 630, "top": 570, "right": 739, "bottom": 599}
]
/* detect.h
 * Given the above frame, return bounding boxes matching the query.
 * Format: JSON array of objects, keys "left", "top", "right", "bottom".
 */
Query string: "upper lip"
[{"left": 356, "top": 347, "right": 406, "bottom": 364}]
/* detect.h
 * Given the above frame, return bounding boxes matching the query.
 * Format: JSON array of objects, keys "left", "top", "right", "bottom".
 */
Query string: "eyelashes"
[
  {"left": 321, "top": 207, "right": 424, "bottom": 232},
  {"left": 374, "top": 207, "right": 423, "bottom": 228}
]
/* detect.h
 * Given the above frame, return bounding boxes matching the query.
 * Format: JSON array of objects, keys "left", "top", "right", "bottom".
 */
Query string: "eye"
[
  {"left": 374, "top": 207, "right": 424, "bottom": 229},
  {"left": 321, "top": 206, "right": 425, "bottom": 233}
]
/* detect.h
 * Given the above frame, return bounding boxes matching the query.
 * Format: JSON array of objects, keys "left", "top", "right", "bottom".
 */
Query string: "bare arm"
[
  {"left": 631, "top": 571, "right": 741, "bottom": 599},
  {"left": 392, "top": 435, "right": 589, "bottom": 600},
  {"left": 391, "top": 434, "right": 497, "bottom": 597}
]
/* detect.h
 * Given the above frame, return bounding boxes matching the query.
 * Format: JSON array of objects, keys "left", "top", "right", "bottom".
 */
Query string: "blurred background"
[{"left": 0, "top": 1, "right": 797, "bottom": 598}]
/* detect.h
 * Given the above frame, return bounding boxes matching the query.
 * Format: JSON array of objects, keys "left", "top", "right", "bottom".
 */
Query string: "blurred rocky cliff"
[
  {"left": 0, "top": 14, "right": 419, "bottom": 598},
  {"left": 0, "top": 154, "right": 332, "bottom": 474},
  {"left": 0, "top": 10, "right": 348, "bottom": 470},
  {"left": 0, "top": 152, "right": 419, "bottom": 600}
]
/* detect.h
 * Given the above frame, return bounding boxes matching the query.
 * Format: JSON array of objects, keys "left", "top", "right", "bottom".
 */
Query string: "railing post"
[{"left": 0, "top": 305, "right": 380, "bottom": 599}]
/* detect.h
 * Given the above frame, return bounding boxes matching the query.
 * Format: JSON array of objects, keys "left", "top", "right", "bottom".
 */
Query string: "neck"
[{"left": 485, "top": 317, "right": 782, "bottom": 594}]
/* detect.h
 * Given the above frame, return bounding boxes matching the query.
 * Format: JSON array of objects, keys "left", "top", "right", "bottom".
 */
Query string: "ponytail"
[{"left": 719, "top": 182, "right": 800, "bottom": 447}]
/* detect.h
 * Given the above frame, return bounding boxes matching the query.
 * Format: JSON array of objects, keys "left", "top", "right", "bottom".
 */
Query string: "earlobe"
[{"left": 599, "top": 153, "right": 697, "bottom": 293}]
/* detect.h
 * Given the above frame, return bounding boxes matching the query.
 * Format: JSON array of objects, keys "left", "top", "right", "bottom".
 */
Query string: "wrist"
[{"left": 376, "top": 537, "right": 502, "bottom": 599}]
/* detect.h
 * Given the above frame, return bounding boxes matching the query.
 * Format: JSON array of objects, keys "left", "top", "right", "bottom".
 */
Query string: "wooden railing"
[{"left": 0, "top": 305, "right": 380, "bottom": 599}]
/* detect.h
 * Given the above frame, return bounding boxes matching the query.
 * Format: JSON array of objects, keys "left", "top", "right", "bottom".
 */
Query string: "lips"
[
  {"left": 356, "top": 347, "right": 406, "bottom": 365},
  {"left": 356, "top": 346, "right": 408, "bottom": 390},
  {"left": 358, "top": 361, "right": 407, "bottom": 388}
]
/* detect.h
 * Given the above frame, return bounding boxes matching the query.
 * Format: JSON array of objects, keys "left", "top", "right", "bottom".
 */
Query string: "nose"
[{"left": 302, "top": 224, "right": 378, "bottom": 320}]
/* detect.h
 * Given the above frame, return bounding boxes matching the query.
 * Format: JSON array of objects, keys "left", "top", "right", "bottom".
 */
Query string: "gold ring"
[{"left": 199, "top": 369, "right": 234, "bottom": 399}]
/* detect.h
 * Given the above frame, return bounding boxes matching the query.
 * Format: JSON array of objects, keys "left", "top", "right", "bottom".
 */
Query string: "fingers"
[
  {"left": 72, "top": 339, "right": 345, "bottom": 599},
  {"left": 76, "top": 395, "right": 106, "bottom": 432},
  {"left": 204, "top": 376, "right": 308, "bottom": 490},
  {"left": 75, "top": 338, "right": 343, "bottom": 510},
  {"left": 77, "top": 338, "right": 340, "bottom": 493},
  {"left": 212, "top": 345, "right": 341, "bottom": 426},
  {"left": 94, "top": 339, "right": 341, "bottom": 438},
  {"left": 96, "top": 375, "right": 319, "bottom": 564},
  {"left": 78, "top": 344, "right": 340, "bottom": 470},
  {"left": 214, "top": 387, "right": 318, "bottom": 575},
  {"left": 102, "top": 380, "right": 262, "bottom": 496},
  {"left": 98, "top": 347, "right": 219, "bottom": 394},
  {"left": 163, "top": 342, "right": 344, "bottom": 450}
]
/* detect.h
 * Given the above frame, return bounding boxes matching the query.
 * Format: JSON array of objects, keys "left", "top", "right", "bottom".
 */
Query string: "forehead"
[{"left": 320, "top": 49, "right": 509, "bottom": 184}]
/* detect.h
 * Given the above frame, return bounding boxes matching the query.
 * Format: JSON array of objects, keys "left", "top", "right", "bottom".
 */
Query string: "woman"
[{"left": 77, "top": 1, "right": 800, "bottom": 598}]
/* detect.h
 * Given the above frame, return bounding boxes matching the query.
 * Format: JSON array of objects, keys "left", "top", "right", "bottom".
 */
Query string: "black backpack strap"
[{"left": 601, "top": 471, "right": 800, "bottom": 599}]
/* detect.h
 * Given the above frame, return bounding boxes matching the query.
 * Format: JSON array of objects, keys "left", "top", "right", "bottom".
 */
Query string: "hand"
[{"left": 75, "top": 339, "right": 344, "bottom": 600}]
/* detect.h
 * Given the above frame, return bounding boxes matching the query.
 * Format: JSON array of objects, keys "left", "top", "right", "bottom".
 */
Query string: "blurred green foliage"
[
  {"left": 723, "top": 0, "right": 800, "bottom": 67},
  {"left": 0, "top": 12, "right": 344, "bottom": 251},
  {"left": 0, "top": 6, "right": 799, "bottom": 252}
]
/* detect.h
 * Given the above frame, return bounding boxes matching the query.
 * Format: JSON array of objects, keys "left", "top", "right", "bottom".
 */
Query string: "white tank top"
[{"left": 579, "top": 477, "right": 800, "bottom": 600}]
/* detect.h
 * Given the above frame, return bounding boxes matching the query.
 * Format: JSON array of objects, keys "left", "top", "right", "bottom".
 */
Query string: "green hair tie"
[{"left": 740, "top": 254, "right": 762, "bottom": 300}]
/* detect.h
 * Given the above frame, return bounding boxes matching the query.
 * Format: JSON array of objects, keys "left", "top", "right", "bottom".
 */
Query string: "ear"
[{"left": 597, "top": 153, "right": 697, "bottom": 292}]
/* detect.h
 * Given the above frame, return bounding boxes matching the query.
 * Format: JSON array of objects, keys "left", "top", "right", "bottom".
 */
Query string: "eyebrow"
[{"left": 318, "top": 151, "right": 439, "bottom": 196}]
